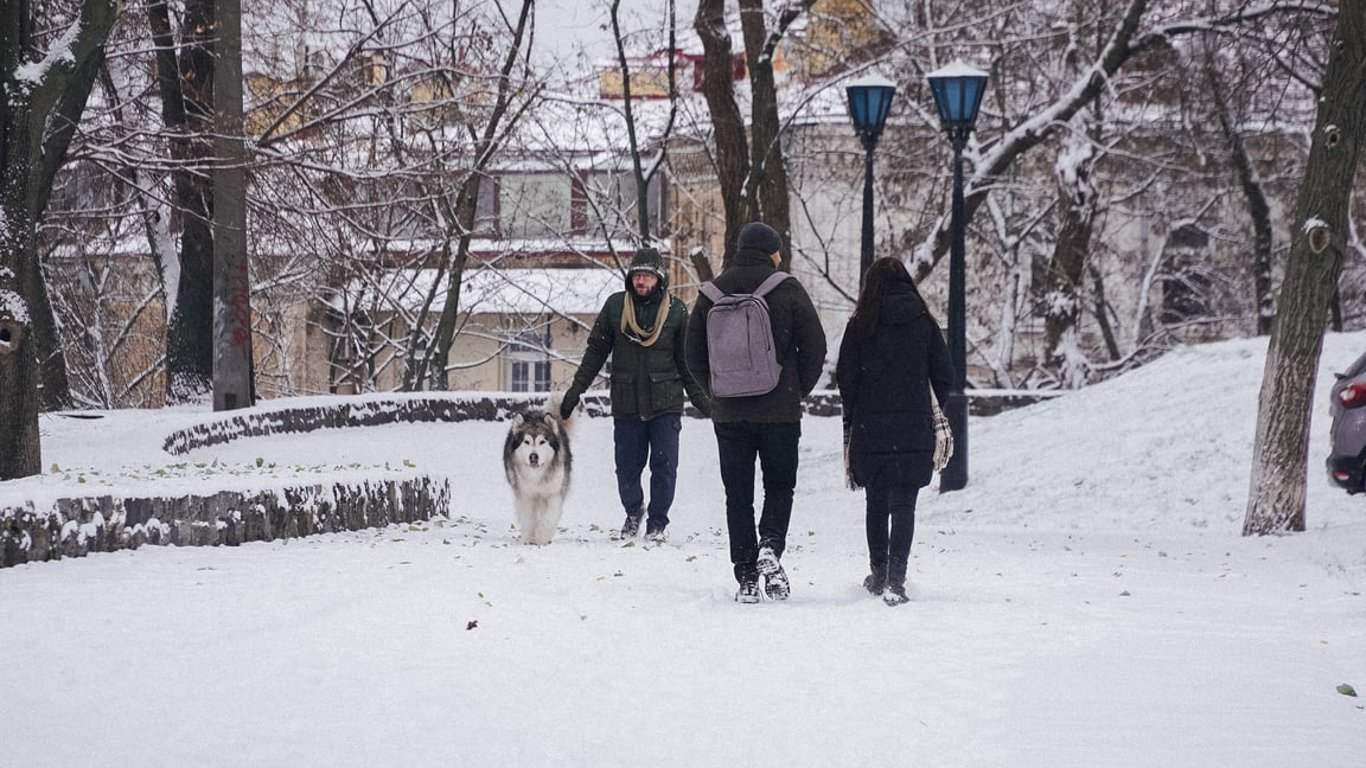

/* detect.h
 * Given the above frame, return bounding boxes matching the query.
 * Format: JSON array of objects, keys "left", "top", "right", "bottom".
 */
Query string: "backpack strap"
[
  {"left": 699, "top": 281, "right": 725, "bottom": 303},
  {"left": 751, "top": 271, "right": 792, "bottom": 299}
]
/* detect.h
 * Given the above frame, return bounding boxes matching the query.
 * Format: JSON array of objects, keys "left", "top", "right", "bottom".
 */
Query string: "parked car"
[{"left": 1327, "top": 349, "right": 1366, "bottom": 492}]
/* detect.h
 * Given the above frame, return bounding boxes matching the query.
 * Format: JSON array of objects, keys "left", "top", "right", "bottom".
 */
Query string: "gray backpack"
[{"left": 698, "top": 272, "right": 791, "bottom": 398}]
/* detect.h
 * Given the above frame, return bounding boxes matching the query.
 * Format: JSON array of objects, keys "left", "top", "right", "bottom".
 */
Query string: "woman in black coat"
[{"left": 836, "top": 257, "right": 953, "bottom": 605}]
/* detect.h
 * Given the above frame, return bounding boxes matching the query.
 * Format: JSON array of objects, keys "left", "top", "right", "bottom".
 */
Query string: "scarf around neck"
[{"left": 620, "top": 292, "right": 670, "bottom": 347}]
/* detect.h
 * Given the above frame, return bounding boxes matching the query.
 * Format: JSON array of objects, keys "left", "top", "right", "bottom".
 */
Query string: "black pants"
[
  {"left": 614, "top": 412, "right": 682, "bottom": 526},
  {"left": 865, "top": 477, "right": 919, "bottom": 575},
  {"left": 713, "top": 420, "right": 801, "bottom": 582}
]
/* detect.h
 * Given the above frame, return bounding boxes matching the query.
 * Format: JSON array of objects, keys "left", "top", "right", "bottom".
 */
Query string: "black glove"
[
  {"left": 559, "top": 389, "right": 581, "bottom": 420},
  {"left": 690, "top": 393, "right": 712, "bottom": 419}
]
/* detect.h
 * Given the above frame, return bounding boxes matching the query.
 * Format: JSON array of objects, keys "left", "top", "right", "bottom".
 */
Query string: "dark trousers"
[
  {"left": 865, "top": 477, "right": 919, "bottom": 576},
  {"left": 613, "top": 412, "right": 682, "bottom": 525},
  {"left": 713, "top": 420, "right": 801, "bottom": 582}
]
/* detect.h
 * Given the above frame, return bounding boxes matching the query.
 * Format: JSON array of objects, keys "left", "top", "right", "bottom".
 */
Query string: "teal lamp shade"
[
  {"left": 927, "top": 62, "right": 988, "bottom": 131},
  {"left": 846, "top": 75, "right": 896, "bottom": 142}
]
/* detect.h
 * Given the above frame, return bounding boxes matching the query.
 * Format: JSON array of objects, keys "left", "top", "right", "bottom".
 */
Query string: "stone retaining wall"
[
  {"left": 159, "top": 390, "right": 1048, "bottom": 456},
  {"left": 0, "top": 475, "right": 449, "bottom": 568},
  {"left": 6, "top": 389, "right": 1054, "bottom": 569}
]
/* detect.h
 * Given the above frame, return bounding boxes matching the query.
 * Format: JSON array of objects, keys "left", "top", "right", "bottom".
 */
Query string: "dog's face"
[{"left": 508, "top": 414, "right": 560, "bottom": 472}]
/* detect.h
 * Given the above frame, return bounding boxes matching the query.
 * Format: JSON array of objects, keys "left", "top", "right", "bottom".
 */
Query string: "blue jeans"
[
  {"left": 713, "top": 420, "right": 801, "bottom": 582},
  {"left": 614, "top": 412, "right": 682, "bottom": 526}
]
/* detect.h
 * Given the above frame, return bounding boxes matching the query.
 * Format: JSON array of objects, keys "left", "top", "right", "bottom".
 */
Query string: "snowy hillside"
[{"left": 2, "top": 334, "right": 1364, "bottom": 767}]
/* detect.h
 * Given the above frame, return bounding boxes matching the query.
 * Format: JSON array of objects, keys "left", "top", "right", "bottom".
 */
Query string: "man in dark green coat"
[{"left": 561, "top": 247, "right": 711, "bottom": 542}]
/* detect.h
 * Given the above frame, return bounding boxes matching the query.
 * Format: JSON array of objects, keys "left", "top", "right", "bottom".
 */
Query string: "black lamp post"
[
  {"left": 927, "top": 62, "right": 987, "bottom": 493},
  {"left": 846, "top": 75, "right": 896, "bottom": 283}
]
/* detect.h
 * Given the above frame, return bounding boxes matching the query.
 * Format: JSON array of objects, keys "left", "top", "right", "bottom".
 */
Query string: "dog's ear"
[
  {"left": 542, "top": 413, "right": 556, "bottom": 428},
  {"left": 512, "top": 413, "right": 525, "bottom": 427}
]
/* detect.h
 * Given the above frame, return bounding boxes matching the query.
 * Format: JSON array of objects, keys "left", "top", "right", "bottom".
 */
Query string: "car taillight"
[{"left": 1340, "top": 382, "right": 1366, "bottom": 407}]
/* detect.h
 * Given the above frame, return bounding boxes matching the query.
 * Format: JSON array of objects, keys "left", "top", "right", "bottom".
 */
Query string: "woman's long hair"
[{"left": 847, "top": 257, "right": 936, "bottom": 340}]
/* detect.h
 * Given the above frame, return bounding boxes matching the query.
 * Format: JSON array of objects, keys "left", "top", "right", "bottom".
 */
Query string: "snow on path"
[{"left": 3, "top": 334, "right": 1366, "bottom": 766}]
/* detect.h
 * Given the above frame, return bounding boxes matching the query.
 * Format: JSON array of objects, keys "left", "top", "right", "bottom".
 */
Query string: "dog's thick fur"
[{"left": 503, "top": 393, "right": 573, "bottom": 544}]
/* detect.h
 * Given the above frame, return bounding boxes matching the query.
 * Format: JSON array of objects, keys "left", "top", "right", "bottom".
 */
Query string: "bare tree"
[
  {"left": 1244, "top": 2, "right": 1365, "bottom": 535},
  {"left": 609, "top": 0, "right": 679, "bottom": 244},
  {"left": 1, "top": 0, "right": 118, "bottom": 480},
  {"left": 149, "top": 0, "right": 218, "bottom": 403},
  {"left": 693, "top": 0, "right": 817, "bottom": 268},
  {"left": 1201, "top": 37, "right": 1276, "bottom": 336},
  {"left": 404, "top": 0, "right": 540, "bottom": 390}
]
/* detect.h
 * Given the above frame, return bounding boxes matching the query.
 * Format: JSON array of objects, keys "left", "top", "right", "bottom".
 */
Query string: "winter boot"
[
  {"left": 757, "top": 544, "right": 790, "bottom": 601},
  {"left": 883, "top": 556, "right": 909, "bottom": 606},
  {"left": 735, "top": 578, "right": 761, "bottom": 604},
  {"left": 617, "top": 514, "right": 642, "bottom": 540},
  {"left": 863, "top": 563, "right": 887, "bottom": 596},
  {"left": 644, "top": 518, "right": 668, "bottom": 543}
]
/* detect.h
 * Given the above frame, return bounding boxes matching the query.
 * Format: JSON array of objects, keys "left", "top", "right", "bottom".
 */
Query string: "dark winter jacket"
[
  {"left": 836, "top": 283, "right": 953, "bottom": 489},
  {"left": 567, "top": 257, "right": 708, "bottom": 420},
  {"left": 685, "top": 249, "right": 827, "bottom": 423}
]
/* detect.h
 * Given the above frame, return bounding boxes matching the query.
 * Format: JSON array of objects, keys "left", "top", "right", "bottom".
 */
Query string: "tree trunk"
[
  {"left": 1042, "top": 121, "right": 1097, "bottom": 388},
  {"left": 408, "top": 0, "right": 537, "bottom": 390},
  {"left": 1244, "top": 3, "right": 1365, "bottom": 536},
  {"left": 610, "top": 0, "right": 678, "bottom": 244},
  {"left": 0, "top": 210, "right": 43, "bottom": 481},
  {"left": 422, "top": 178, "right": 481, "bottom": 391},
  {"left": 694, "top": 0, "right": 749, "bottom": 265},
  {"left": 151, "top": 0, "right": 218, "bottom": 403},
  {"left": 694, "top": 0, "right": 813, "bottom": 269},
  {"left": 737, "top": 0, "right": 798, "bottom": 269},
  {"left": 0, "top": 0, "right": 118, "bottom": 480},
  {"left": 1204, "top": 41, "right": 1276, "bottom": 336},
  {"left": 1089, "top": 264, "right": 1122, "bottom": 361}
]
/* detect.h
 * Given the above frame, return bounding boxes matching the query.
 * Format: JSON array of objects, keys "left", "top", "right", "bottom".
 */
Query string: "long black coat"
[{"left": 835, "top": 283, "right": 953, "bottom": 489}]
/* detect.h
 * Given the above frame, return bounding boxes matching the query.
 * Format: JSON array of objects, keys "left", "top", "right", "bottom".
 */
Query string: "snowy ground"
[{"left": 3, "top": 334, "right": 1365, "bottom": 767}]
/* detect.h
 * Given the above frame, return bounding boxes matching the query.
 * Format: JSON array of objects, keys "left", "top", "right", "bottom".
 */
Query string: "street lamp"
[
  {"left": 846, "top": 75, "right": 896, "bottom": 283},
  {"left": 927, "top": 61, "right": 987, "bottom": 492}
]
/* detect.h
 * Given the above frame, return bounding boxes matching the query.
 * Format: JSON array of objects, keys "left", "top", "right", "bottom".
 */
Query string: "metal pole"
[
  {"left": 860, "top": 138, "right": 876, "bottom": 283},
  {"left": 212, "top": 0, "right": 253, "bottom": 411},
  {"left": 940, "top": 132, "right": 969, "bottom": 492}
]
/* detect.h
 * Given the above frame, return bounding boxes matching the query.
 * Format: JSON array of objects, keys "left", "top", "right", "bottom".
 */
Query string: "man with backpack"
[{"left": 685, "top": 221, "right": 827, "bottom": 603}]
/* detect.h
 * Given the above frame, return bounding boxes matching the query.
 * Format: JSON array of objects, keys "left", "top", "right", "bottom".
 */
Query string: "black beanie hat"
[
  {"left": 737, "top": 222, "right": 782, "bottom": 256},
  {"left": 626, "top": 247, "right": 668, "bottom": 293},
  {"left": 627, "top": 247, "right": 666, "bottom": 278}
]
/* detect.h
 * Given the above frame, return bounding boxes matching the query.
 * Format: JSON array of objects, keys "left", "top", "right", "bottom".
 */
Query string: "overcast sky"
[{"left": 533, "top": 0, "right": 700, "bottom": 66}]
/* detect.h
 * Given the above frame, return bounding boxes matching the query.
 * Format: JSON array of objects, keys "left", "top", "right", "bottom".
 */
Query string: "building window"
[
  {"left": 499, "top": 173, "right": 569, "bottom": 239},
  {"left": 508, "top": 329, "right": 551, "bottom": 392},
  {"left": 582, "top": 170, "right": 666, "bottom": 238}
]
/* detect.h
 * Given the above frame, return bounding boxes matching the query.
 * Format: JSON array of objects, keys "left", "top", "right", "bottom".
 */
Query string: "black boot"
[
  {"left": 618, "top": 514, "right": 642, "bottom": 540},
  {"left": 863, "top": 562, "right": 886, "bottom": 596},
  {"left": 883, "top": 557, "right": 909, "bottom": 606}
]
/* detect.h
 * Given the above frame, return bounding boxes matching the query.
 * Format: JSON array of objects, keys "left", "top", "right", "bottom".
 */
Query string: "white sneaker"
[{"left": 756, "top": 546, "right": 789, "bottom": 601}]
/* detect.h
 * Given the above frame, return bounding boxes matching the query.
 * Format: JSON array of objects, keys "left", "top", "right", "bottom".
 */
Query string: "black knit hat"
[
  {"left": 737, "top": 222, "right": 782, "bottom": 256},
  {"left": 626, "top": 247, "right": 668, "bottom": 292}
]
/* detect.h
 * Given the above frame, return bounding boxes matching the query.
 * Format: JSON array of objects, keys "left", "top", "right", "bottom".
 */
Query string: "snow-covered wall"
[{"left": 0, "top": 475, "right": 449, "bottom": 569}]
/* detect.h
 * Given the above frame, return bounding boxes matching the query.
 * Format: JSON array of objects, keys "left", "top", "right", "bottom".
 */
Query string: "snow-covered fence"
[{"left": 0, "top": 475, "right": 449, "bottom": 568}]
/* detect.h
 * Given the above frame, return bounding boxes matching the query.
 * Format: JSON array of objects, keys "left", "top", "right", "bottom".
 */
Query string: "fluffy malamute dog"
[{"left": 502, "top": 393, "right": 573, "bottom": 544}]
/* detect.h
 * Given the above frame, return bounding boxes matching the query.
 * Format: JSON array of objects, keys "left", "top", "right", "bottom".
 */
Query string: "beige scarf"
[{"left": 621, "top": 293, "right": 670, "bottom": 347}]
